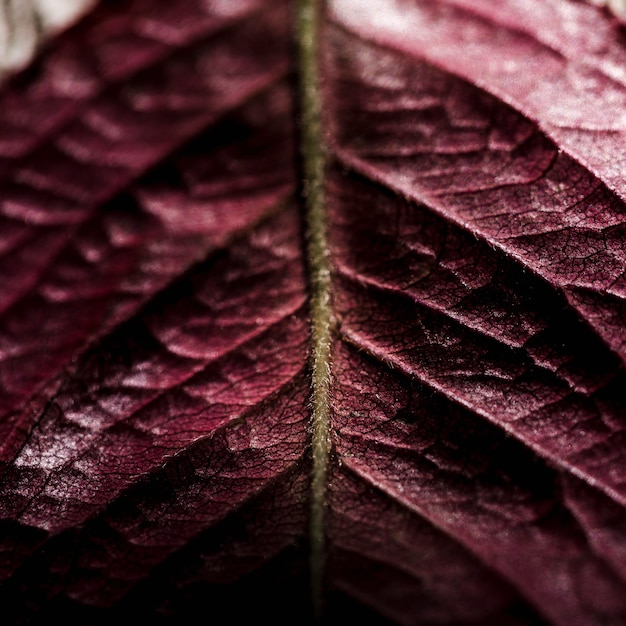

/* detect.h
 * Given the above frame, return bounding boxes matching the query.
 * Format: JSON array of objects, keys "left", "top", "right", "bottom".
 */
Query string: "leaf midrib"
[{"left": 296, "top": 0, "right": 333, "bottom": 619}]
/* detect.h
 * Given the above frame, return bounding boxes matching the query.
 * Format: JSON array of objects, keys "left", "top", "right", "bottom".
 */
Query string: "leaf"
[{"left": 0, "top": 1, "right": 626, "bottom": 624}]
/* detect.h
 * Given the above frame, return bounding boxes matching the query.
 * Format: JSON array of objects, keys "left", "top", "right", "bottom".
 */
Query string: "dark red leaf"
[{"left": 1, "top": 1, "right": 626, "bottom": 624}]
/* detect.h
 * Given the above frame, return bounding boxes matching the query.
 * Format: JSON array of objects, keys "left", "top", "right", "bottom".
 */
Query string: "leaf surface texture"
[{"left": 1, "top": 1, "right": 626, "bottom": 624}]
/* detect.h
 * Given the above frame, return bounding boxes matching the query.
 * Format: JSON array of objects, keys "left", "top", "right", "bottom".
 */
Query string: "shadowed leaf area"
[{"left": 1, "top": 0, "right": 626, "bottom": 624}]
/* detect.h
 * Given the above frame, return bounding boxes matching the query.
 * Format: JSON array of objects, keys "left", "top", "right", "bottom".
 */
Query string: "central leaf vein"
[{"left": 296, "top": 0, "right": 333, "bottom": 620}]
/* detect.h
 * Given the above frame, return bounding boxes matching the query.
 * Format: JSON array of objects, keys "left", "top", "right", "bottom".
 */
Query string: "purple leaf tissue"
[{"left": 0, "top": 1, "right": 625, "bottom": 624}]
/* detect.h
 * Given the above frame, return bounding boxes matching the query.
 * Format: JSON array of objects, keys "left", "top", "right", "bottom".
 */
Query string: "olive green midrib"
[{"left": 296, "top": 0, "right": 332, "bottom": 620}]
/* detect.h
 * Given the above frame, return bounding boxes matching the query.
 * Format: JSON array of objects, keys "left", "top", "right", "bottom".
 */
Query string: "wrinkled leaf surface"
[{"left": 1, "top": 1, "right": 626, "bottom": 624}]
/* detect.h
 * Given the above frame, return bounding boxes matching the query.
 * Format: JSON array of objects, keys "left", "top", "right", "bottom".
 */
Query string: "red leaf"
[{"left": 1, "top": 1, "right": 626, "bottom": 624}]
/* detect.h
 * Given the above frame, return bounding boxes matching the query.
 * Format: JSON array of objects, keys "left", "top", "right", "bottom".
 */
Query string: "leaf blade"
[{"left": 2, "top": 1, "right": 626, "bottom": 624}]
